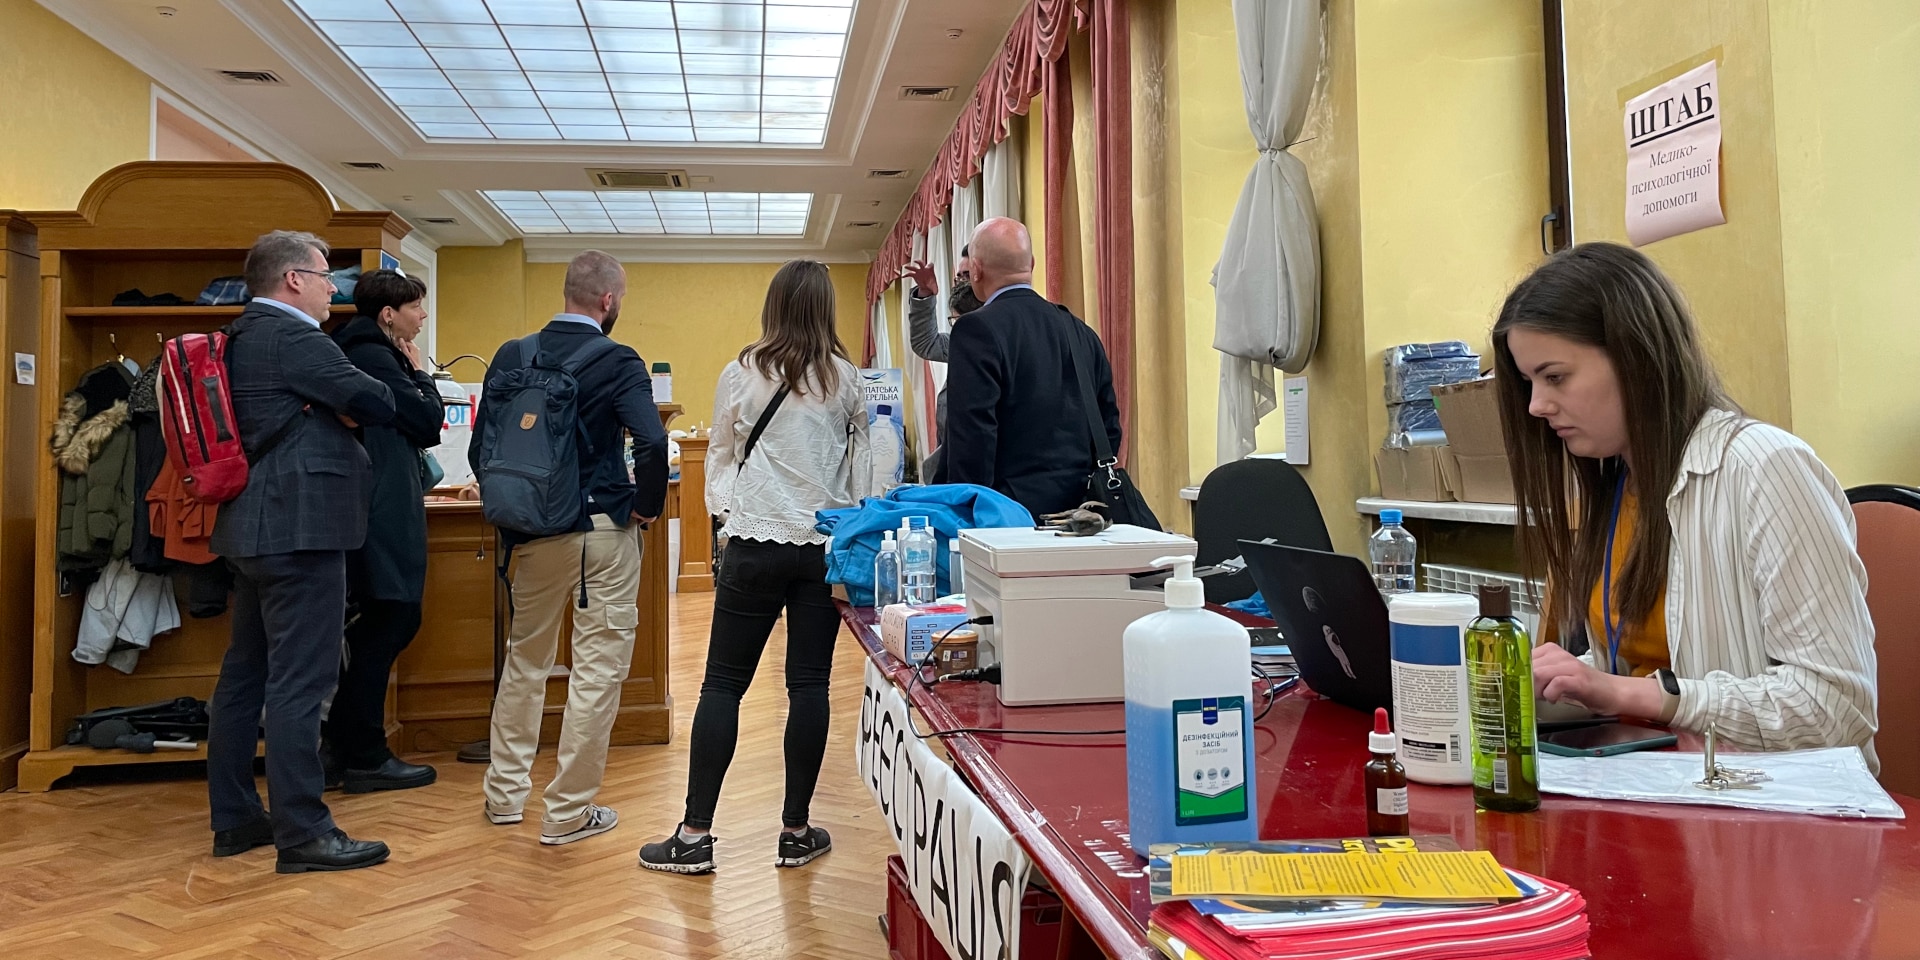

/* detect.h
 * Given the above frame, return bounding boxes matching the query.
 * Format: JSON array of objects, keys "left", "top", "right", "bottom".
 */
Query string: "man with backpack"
[
  {"left": 471, "top": 250, "right": 670, "bottom": 845},
  {"left": 204, "top": 230, "right": 397, "bottom": 873}
]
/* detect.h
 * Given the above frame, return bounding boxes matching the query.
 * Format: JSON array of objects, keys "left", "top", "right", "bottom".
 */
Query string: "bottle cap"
[
  {"left": 1151, "top": 555, "right": 1203, "bottom": 609},
  {"left": 880, "top": 530, "right": 896, "bottom": 551},
  {"left": 1370, "top": 707, "right": 1397, "bottom": 754},
  {"left": 1478, "top": 583, "right": 1512, "bottom": 618},
  {"left": 877, "top": 404, "right": 892, "bottom": 415},
  {"left": 906, "top": 516, "right": 929, "bottom": 531},
  {"left": 1380, "top": 509, "right": 1403, "bottom": 525}
]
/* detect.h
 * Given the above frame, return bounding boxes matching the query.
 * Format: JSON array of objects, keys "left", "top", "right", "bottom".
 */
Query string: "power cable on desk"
[{"left": 899, "top": 619, "right": 1299, "bottom": 740}]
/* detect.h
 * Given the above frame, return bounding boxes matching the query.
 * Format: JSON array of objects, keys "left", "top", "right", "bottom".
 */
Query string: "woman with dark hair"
[
  {"left": 1494, "top": 242, "right": 1878, "bottom": 769},
  {"left": 325, "top": 268, "right": 444, "bottom": 792},
  {"left": 640, "top": 260, "right": 871, "bottom": 874}
]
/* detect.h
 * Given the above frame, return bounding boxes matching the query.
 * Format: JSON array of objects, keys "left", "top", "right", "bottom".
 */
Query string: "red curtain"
[{"left": 864, "top": 0, "right": 1134, "bottom": 458}]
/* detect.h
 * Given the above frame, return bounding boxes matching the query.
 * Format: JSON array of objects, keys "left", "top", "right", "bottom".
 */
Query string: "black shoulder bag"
[
  {"left": 713, "top": 384, "right": 793, "bottom": 573},
  {"left": 1066, "top": 330, "right": 1161, "bottom": 530}
]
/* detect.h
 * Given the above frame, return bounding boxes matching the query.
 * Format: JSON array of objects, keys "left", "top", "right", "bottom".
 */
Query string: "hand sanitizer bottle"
[{"left": 1125, "top": 556, "right": 1260, "bottom": 857}]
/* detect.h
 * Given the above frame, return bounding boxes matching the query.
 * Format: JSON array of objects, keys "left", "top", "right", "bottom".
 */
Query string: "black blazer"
[
  {"left": 210, "top": 301, "right": 396, "bottom": 558},
  {"left": 469, "top": 319, "right": 670, "bottom": 549},
  {"left": 334, "top": 315, "right": 443, "bottom": 602},
  {"left": 940, "top": 287, "right": 1123, "bottom": 517}
]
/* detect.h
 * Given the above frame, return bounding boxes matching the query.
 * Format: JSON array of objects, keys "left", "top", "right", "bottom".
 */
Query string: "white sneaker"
[{"left": 540, "top": 805, "right": 619, "bottom": 845}]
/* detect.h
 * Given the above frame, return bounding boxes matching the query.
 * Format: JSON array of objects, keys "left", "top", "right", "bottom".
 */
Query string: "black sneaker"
[
  {"left": 776, "top": 826, "right": 832, "bottom": 868},
  {"left": 638, "top": 830, "right": 716, "bottom": 874}
]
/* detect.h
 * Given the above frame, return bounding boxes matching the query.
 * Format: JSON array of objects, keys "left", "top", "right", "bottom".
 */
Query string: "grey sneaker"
[
  {"left": 639, "top": 830, "right": 717, "bottom": 874},
  {"left": 540, "top": 805, "right": 618, "bottom": 845},
  {"left": 776, "top": 826, "right": 832, "bottom": 868}
]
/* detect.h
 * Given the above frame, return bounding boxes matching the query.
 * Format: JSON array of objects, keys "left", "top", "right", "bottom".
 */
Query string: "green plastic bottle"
[{"left": 1466, "top": 584, "right": 1539, "bottom": 812}]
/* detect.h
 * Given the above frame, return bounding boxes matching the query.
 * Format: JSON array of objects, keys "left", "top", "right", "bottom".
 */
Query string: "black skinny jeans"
[
  {"left": 683, "top": 538, "right": 841, "bottom": 830},
  {"left": 324, "top": 598, "right": 424, "bottom": 769}
]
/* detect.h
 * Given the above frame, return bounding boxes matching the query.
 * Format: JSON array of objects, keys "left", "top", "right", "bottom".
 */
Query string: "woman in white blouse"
[
  {"left": 1496, "top": 242, "right": 1879, "bottom": 770},
  {"left": 640, "top": 260, "right": 871, "bottom": 875}
]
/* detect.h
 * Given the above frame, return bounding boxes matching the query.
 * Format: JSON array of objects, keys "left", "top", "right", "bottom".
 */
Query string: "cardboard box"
[
  {"left": 1375, "top": 444, "right": 1454, "bottom": 502},
  {"left": 879, "top": 603, "right": 971, "bottom": 666},
  {"left": 1431, "top": 377, "right": 1515, "bottom": 503}
]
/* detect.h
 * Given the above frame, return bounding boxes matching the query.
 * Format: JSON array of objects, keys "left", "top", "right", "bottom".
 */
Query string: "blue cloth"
[
  {"left": 1224, "top": 590, "right": 1270, "bottom": 618},
  {"left": 816, "top": 483, "right": 1034, "bottom": 606}
]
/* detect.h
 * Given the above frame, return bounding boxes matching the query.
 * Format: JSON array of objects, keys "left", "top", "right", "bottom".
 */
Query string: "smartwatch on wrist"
[{"left": 1654, "top": 668, "right": 1681, "bottom": 723}]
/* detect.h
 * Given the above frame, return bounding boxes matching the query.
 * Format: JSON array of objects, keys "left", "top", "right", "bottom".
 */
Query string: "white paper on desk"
[{"left": 1539, "top": 747, "right": 1903, "bottom": 819}]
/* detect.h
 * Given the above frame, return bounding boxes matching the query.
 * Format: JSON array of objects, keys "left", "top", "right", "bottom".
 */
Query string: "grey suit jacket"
[
  {"left": 210, "top": 302, "right": 397, "bottom": 558},
  {"left": 907, "top": 291, "right": 949, "bottom": 439}
]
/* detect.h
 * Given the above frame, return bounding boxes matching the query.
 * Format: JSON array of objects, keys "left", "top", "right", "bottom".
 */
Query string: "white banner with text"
[{"left": 858, "top": 659, "right": 1032, "bottom": 960}]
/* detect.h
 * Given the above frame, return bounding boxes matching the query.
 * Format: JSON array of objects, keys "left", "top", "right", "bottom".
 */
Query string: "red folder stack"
[{"left": 1147, "top": 871, "right": 1591, "bottom": 960}]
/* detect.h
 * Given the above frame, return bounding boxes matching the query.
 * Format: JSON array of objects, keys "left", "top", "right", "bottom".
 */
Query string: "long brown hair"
[
  {"left": 741, "top": 260, "right": 848, "bottom": 397},
  {"left": 1490, "top": 242, "right": 1733, "bottom": 638}
]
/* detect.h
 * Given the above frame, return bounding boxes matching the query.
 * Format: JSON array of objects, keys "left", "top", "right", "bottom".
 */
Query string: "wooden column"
[
  {"left": 0, "top": 214, "right": 39, "bottom": 791},
  {"left": 675, "top": 435, "right": 713, "bottom": 593}
]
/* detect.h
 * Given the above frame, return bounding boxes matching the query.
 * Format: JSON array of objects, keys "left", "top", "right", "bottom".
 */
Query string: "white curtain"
[
  {"left": 981, "top": 123, "right": 1024, "bottom": 222},
  {"left": 869, "top": 295, "right": 893, "bottom": 370},
  {"left": 1212, "top": 0, "right": 1323, "bottom": 463}
]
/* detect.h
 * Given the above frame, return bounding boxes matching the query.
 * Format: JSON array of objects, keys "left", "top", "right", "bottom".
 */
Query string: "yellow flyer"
[{"left": 1169, "top": 850, "right": 1522, "bottom": 902}]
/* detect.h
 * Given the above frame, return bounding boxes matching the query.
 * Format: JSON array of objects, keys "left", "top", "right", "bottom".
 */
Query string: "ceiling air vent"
[
  {"left": 899, "top": 86, "right": 956, "bottom": 102},
  {"left": 867, "top": 169, "right": 910, "bottom": 179},
  {"left": 420, "top": 217, "right": 458, "bottom": 225},
  {"left": 341, "top": 161, "right": 388, "bottom": 171},
  {"left": 845, "top": 221, "right": 882, "bottom": 229},
  {"left": 588, "top": 168, "right": 690, "bottom": 189},
  {"left": 215, "top": 69, "right": 286, "bottom": 86}
]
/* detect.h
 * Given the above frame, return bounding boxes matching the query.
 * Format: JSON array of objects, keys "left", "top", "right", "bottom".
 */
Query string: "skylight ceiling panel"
[
  {"left": 390, "top": 0, "right": 491, "bottom": 22},
  {"left": 486, "top": 0, "right": 586, "bottom": 25},
  {"left": 390, "top": 87, "right": 469, "bottom": 107},
  {"left": 595, "top": 28, "right": 681, "bottom": 53},
  {"left": 316, "top": 20, "right": 418, "bottom": 47},
  {"left": 764, "top": 33, "right": 844, "bottom": 57},
  {"left": 766, "top": 4, "right": 849, "bottom": 33},
  {"left": 410, "top": 22, "right": 508, "bottom": 46},
  {"left": 763, "top": 56, "right": 841, "bottom": 78},
  {"left": 429, "top": 47, "right": 521, "bottom": 70},
  {"left": 539, "top": 89, "right": 617, "bottom": 109},
  {"left": 516, "top": 49, "right": 601, "bottom": 72},
  {"left": 626, "top": 126, "right": 698, "bottom": 141},
  {"left": 489, "top": 123, "right": 561, "bottom": 138},
  {"left": 599, "top": 52, "right": 683, "bottom": 74},
  {"left": 418, "top": 122, "right": 493, "bottom": 137},
  {"left": 583, "top": 0, "right": 675, "bottom": 28},
  {"left": 502, "top": 25, "right": 594, "bottom": 50},
  {"left": 295, "top": 0, "right": 397, "bottom": 20},
  {"left": 671, "top": 4, "right": 763, "bottom": 31},
  {"left": 528, "top": 71, "right": 612, "bottom": 92},
  {"left": 345, "top": 45, "right": 437, "bottom": 69},
  {"left": 366, "top": 67, "right": 455, "bottom": 89}
]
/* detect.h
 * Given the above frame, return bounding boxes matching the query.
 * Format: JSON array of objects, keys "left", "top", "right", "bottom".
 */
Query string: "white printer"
[{"left": 959, "top": 524, "right": 1199, "bottom": 706}]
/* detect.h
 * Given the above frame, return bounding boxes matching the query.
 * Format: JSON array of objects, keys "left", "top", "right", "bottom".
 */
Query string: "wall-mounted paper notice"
[
  {"left": 1283, "top": 375, "right": 1309, "bottom": 466},
  {"left": 1624, "top": 59, "right": 1725, "bottom": 246}
]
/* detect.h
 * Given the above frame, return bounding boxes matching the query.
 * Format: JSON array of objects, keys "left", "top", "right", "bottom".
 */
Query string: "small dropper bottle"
[{"left": 1366, "top": 707, "right": 1411, "bottom": 837}]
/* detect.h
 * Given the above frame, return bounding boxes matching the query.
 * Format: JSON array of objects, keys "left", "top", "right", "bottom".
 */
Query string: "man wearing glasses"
[{"left": 205, "top": 230, "right": 399, "bottom": 874}]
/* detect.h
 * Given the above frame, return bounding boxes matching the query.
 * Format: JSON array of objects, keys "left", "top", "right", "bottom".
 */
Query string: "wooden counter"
[
  {"left": 675, "top": 435, "right": 713, "bottom": 593},
  {"left": 397, "top": 405, "right": 682, "bottom": 752}
]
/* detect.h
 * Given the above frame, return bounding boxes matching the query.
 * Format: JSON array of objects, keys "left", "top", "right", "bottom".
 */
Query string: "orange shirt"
[
  {"left": 1542, "top": 489, "right": 1671, "bottom": 677},
  {"left": 1589, "top": 489, "right": 1670, "bottom": 677}
]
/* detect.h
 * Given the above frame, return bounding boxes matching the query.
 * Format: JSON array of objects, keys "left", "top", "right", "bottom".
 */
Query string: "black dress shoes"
[
  {"left": 276, "top": 829, "right": 390, "bottom": 874},
  {"left": 212, "top": 816, "right": 275, "bottom": 857},
  {"left": 341, "top": 757, "right": 438, "bottom": 794}
]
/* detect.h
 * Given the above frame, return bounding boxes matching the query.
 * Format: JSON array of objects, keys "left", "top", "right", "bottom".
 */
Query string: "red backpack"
[{"left": 157, "top": 329, "right": 301, "bottom": 503}]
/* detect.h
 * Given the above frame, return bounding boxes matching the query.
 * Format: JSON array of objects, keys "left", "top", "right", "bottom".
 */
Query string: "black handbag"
[{"left": 1066, "top": 331, "right": 1161, "bottom": 530}]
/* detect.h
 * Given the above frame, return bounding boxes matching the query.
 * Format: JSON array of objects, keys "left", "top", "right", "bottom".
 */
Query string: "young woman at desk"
[{"left": 1492, "top": 242, "right": 1879, "bottom": 770}]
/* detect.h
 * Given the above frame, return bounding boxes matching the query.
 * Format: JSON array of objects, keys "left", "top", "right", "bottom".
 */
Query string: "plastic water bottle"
[
  {"left": 873, "top": 531, "right": 900, "bottom": 608},
  {"left": 1369, "top": 509, "right": 1418, "bottom": 595},
  {"left": 900, "top": 516, "right": 937, "bottom": 605},
  {"left": 948, "top": 537, "right": 965, "bottom": 597},
  {"left": 871, "top": 404, "right": 904, "bottom": 490}
]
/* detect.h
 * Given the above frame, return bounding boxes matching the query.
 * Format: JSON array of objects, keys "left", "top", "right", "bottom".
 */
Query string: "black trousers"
[
  {"left": 324, "top": 598, "right": 424, "bottom": 769},
  {"left": 683, "top": 539, "right": 841, "bottom": 830},
  {"left": 208, "top": 550, "right": 346, "bottom": 849}
]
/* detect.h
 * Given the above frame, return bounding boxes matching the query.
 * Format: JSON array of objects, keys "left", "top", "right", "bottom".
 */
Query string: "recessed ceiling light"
[{"left": 293, "top": 0, "right": 853, "bottom": 146}]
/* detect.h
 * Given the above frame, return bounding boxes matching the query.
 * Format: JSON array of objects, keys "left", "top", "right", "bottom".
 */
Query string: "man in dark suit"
[
  {"left": 472, "top": 250, "right": 670, "bottom": 846},
  {"left": 939, "top": 217, "right": 1123, "bottom": 517},
  {"left": 207, "top": 230, "right": 397, "bottom": 873}
]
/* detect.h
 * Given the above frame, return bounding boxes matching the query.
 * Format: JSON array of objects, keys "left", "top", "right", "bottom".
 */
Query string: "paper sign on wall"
[
  {"left": 1624, "top": 60, "right": 1725, "bottom": 246},
  {"left": 1282, "top": 376, "right": 1309, "bottom": 466}
]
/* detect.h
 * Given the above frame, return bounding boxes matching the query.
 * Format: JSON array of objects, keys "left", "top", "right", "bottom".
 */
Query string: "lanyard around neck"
[{"left": 1601, "top": 469, "right": 1628, "bottom": 676}]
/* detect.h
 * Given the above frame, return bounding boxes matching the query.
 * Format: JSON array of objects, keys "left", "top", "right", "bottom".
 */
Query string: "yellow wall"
[
  {"left": 0, "top": 0, "right": 151, "bottom": 210},
  {"left": 1165, "top": 0, "right": 1548, "bottom": 554},
  {"left": 1562, "top": 2, "right": 1791, "bottom": 427},
  {"left": 437, "top": 249, "right": 869, "bottom": 426},
  {"left": 1769, "top": 0, "right": 1920, "bottom": 486}
]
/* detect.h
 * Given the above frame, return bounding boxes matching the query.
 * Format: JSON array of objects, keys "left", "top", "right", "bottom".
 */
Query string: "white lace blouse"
[{"left": 706, "top": 357, "right": 874, "bottom": 545}]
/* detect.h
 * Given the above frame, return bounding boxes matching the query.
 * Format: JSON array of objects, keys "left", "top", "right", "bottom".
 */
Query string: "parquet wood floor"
[{"left": 0, "top": 592, "right": 894, "bottom": 959}]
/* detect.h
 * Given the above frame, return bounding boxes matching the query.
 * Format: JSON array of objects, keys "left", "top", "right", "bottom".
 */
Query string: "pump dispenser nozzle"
[{"left": 1151, "top": 555, "right": 1203, "bottom": 609}]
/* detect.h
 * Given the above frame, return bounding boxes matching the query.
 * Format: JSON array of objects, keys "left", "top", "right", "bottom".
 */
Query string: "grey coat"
[
  {"left": 907, "top": 290, "right": 949, "bottom": 439},
  {"left": 209, "top": 302, "right": 396, "bottom": 559}
]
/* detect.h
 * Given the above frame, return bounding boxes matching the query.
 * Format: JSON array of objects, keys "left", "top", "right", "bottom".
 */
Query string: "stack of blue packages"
[{"left": 1384, "top": 341, "right": 1480, "bottom": 445}]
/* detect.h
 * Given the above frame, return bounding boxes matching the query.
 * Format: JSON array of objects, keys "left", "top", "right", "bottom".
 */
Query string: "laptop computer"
[
  {"left": 1239, "top": 540, "right": 1394, "bottom": 713},
  {"left": 1238, "top": 539, "right": 1613, "bottom": 727}
]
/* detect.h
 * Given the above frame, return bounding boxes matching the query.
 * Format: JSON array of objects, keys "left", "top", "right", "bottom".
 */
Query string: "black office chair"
[
  {"left": 1191, "top": 458, "right": 1333, "bottom": 603},
  {"left": 1846, "top": 484, "right": 1920, "bottom": 797}
]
